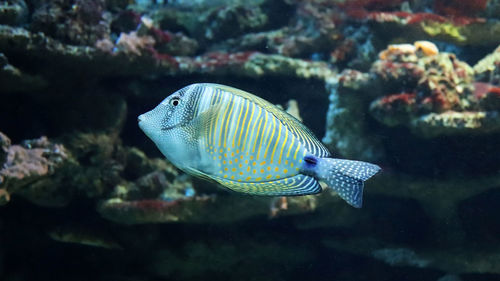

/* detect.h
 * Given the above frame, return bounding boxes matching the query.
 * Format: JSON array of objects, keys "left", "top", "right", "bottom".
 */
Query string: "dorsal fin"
[{"left": 203, "top": 83, "right": 331, "bottom": 157}]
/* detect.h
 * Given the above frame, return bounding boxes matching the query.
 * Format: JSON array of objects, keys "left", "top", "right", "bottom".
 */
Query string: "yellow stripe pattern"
[{"left": 192, "top": 84, "right": 326, "bottom": 195}]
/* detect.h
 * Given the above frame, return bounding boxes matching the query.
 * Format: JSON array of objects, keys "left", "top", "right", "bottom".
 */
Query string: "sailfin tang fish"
[{"left": 138, "top": 83, "right": 380, "bottom": 207}]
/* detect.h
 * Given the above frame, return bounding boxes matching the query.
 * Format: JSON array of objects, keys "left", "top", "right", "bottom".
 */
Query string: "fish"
[{"left": 138, "top": 83, "right": 380, "bottom": 208}]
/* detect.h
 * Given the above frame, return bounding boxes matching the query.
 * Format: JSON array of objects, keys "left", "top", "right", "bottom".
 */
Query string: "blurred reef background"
[{"left": 2, "top": 0, "right": 500, "bottom": 280}]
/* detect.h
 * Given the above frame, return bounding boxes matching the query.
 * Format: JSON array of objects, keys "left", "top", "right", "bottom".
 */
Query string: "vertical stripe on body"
[
  {"left": 248, "top": 104, "right": 262, "bottom": 154},
  {"left": 195, "top": 88, "right": 306, "bottom": 184}
]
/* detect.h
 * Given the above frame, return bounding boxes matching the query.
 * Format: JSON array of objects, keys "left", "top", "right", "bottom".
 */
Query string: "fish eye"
[{"left": 170, "top": 97, "right": 180, "bottom": 106}]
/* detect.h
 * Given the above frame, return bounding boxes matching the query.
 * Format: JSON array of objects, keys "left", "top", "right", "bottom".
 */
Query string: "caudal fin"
[{"left": 315, "top": 158, "right": 380, "bottom": 208}]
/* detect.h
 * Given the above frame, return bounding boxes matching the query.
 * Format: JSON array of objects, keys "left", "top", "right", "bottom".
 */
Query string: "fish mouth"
[
  {"left": 137, "top": 114, "right": 146, "bottom": 131},
  {"left": 137, "top": 113, "right": 191, "bottom": 132}
]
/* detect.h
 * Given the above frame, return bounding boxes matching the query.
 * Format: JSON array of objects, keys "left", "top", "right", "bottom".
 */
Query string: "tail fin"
[{"left": 315, "top": 158, "right": 380, "bottom": 208}]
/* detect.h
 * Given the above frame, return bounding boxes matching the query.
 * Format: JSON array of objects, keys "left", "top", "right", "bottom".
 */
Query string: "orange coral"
[
  {"left": 414, "top": 41, "right": 439, "bottom": 56},
  {"left": 379, "top": 43, "right": 415, "bottom": 60},
  {"left": 379, "top": 41, "right": 439, "bottom": 60}
]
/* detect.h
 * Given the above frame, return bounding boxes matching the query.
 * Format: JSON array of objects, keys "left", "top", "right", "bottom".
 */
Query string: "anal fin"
[{"left": 213, "top": 174, "right": 322, "bottom": 196}]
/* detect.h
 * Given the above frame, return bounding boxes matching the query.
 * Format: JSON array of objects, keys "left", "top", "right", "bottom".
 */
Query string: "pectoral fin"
[{"left": 189, "top": 105, "right": 222, "bottom": 139}]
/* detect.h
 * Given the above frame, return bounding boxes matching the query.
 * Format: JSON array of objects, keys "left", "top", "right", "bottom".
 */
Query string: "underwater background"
[{"left": 1, "top": 0, "right": 500, "bottom": 280}]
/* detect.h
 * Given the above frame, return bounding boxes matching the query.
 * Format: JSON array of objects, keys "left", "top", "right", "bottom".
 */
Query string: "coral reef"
[
  {"left": 369, "top": 43, "right": 476, "bottom": 129},
  {"left": 412, "top": 111, "right": 500, "bottom": 137},
  {"left": 433, "top": 0, "right": 488, "bottom": 18},
  {"left": 199, "top": 4, "right": 268, "bottom": 43},
  {"left": 0, "top": 133, "right": 74, "bottom": 207},
  {"left": 0, "top": 0, "right": 28, "bottom": 25},
  {"left": 323, "top": 69, "right": 384, "bottom": 161},
  {"left": 97, "top": 197, "right": 214, "bottom": 224},
  {"left": 217, "top": 1, "right": 341, "bottom": 58},
  {"left": 324, "top": 41, "right": 500, "bottom": 161},
  {"left": 30, "top": 0, "right": 111, "bottom": 46},
  {"left": 343, "top": 0, "right": 500, "bottom": 47},
  {"left": 369, "top": 43, "right": 500, "bottom": 137},
  {"left": 473, "top": 45, "right": 500, "bottom": 85}
]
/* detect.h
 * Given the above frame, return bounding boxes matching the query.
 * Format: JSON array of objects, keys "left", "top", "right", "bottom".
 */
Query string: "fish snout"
[
  {"left": 138, "top": 114, "right": 145, "bottom": 123},
  {"left": 138, "top": 114, "right": 148, "bottom": 132}
]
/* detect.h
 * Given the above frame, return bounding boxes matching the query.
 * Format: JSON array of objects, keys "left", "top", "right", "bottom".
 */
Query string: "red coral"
[
  {"left": 404, "top": 12, "right": 448, "bottom": 24},
  {"left": 430, "top": 86, "right": 454, "bottom": 111},
  {"left": 378, "top": 93, "right": 417, "bottom": 108},
  {"left": 146, "top": 47, "right": 179, "bottom": 68},
  {"left": 473, "top": 82, "right": 493, "bottom": 100},
  {"left": 346, "top": 8, "right": 484, "bottom": 25},
  {"left": 150, "top": 27, "right": 173, "bottom": 44},
  {"left": 473, "top": 82, "right": 500, "bottom": 110},
  {"left": 364, "top": 11, "right": 483, "bottom": 25},
  {"left": 434, "top": 0, "right": 489, "bottom": 17},
  {"left": 473, "top": 82, "right": 500, "bottom": 99},
  {"left": 370, "top": 93, "right": 418, "bottom": 125},
  {"left": 372, "top": 60, "right": 424, "bottom": 82},
  {"left": 488, "top": 87, "right": 500, "bottom": 96},
  {"left": 196, "top": 51, "right": 257, "bottom": 70},
  {"left": 340, "top": 0, "right": 486, "bottom": 25}
]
